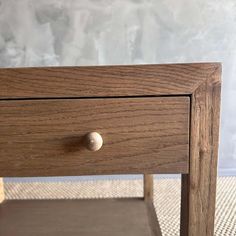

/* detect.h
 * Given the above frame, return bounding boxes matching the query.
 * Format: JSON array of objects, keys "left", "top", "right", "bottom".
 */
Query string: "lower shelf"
[{"left": 0, "top": 198, "right": 161, "bottom": 236}]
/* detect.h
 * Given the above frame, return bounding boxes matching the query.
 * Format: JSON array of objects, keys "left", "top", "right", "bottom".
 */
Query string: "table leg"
[
  {"left": 0, "top": 178, "right": 4, "bottom": 203},
  {"left": 144, "top": 174, "right": 153, "bottom": 201},
  {"left": 180, "top": 67, "right": 221, "bottom": 236}
]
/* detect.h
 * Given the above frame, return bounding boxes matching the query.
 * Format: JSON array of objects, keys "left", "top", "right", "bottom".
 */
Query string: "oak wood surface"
[
  {"left": 0, "top": 63, "right": 219, "bottom": 99},
  {"left": 0, "top": 97, "right": 189, "bottom": 177},
  {"left": 0, "top": 63, "right": 221, "bottom": 236},
  {"left": 0, "top": 199, "right": 162, "bottom": 236},
  {"left": 180, "top": 65, "right": 221, "bottom": 236},
  {"left": 0, "top": 178, "right": 4, "bottom": 203},
  {"left": 144, "top": 174, "right": 154, "bottom": 201}
]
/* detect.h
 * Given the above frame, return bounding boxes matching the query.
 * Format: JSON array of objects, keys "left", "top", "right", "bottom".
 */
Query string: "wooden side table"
[{"left": 0, "top": 63, "right": 221, "bottom": 236}]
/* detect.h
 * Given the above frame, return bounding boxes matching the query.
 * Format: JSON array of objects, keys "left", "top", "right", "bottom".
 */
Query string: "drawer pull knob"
[{"left": 85, "top": 132, "right": 103, "bottom": 151}]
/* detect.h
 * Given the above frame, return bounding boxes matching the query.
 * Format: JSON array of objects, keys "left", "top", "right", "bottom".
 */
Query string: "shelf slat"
[{"left": 0, "top": 198, "right": 162, "bottom": 236}]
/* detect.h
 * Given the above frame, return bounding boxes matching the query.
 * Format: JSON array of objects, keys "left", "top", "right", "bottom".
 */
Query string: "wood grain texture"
[
  {"left": 0, "top": 199, "right": 162, "bottom": 236},
  {"left": 0, "top": 178, "right": 4, "bottom": 203},
  {"left": 0, "top": 63, "right": 221, "bottom": 236},
  {"left": 144, "top": 174, "right": 153, "bottom": 201},
  {"left": 0, "top": 97, "right": 189, "bottom": 177},
  {"left": 180, "top": 65, "right": 221, "bottom": 236},
  {"left": 0, "top": 63, "right": 219, "bottom": 99}
]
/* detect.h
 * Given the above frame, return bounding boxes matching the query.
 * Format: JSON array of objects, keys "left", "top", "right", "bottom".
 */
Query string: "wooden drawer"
[{"left": 0, "top": 96, "right": 189, "bottom": 177}]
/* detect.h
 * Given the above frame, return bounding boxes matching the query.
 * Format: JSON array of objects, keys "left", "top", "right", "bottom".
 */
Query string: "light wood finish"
[
  {"left": 0, "top": 178, "right": 4, "bottom": 203},
  {"left": 84, "top": 132, "right": 103, "bottom": 151},
  {"left": 0, "top": 63, "right": 219, "bottom": 99},
  {"left": 144, "top": 174, "right": 153, "bottom": 201},
  {"left": 0, "top": 63, "right": 221, "bottom": 236},
  {"left": 180, "top": 65, "right": 221, "bottom": 236},
  {"left": 0, "top": 97, "right": 189, "bottom": 177},
  {"left": 0, "top": 199, "right": 161, "bottom": 236}
]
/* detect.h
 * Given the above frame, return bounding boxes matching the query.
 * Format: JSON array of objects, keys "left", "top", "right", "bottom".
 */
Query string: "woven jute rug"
[{"left": 4, "top": 176, "right": 236, "bottom": 236}]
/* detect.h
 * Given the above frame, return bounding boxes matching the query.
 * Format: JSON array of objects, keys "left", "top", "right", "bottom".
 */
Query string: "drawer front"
[{"left": 0, "top": 97, "right": 189, "bottom": 177}]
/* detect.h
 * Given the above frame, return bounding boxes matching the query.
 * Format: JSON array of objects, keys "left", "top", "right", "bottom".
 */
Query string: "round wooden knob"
[{"left": 84, "top": 132, "right": 103, "bottom": 151}]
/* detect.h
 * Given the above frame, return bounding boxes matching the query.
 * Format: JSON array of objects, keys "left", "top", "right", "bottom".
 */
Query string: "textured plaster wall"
[{"left": 0, "top": 0, "right": 236, "bottom": 174}]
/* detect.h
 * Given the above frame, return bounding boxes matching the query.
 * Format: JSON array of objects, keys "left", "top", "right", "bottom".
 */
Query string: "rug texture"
[{"left": 4, "top": 176, "right": 236, "bottom": 236}]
